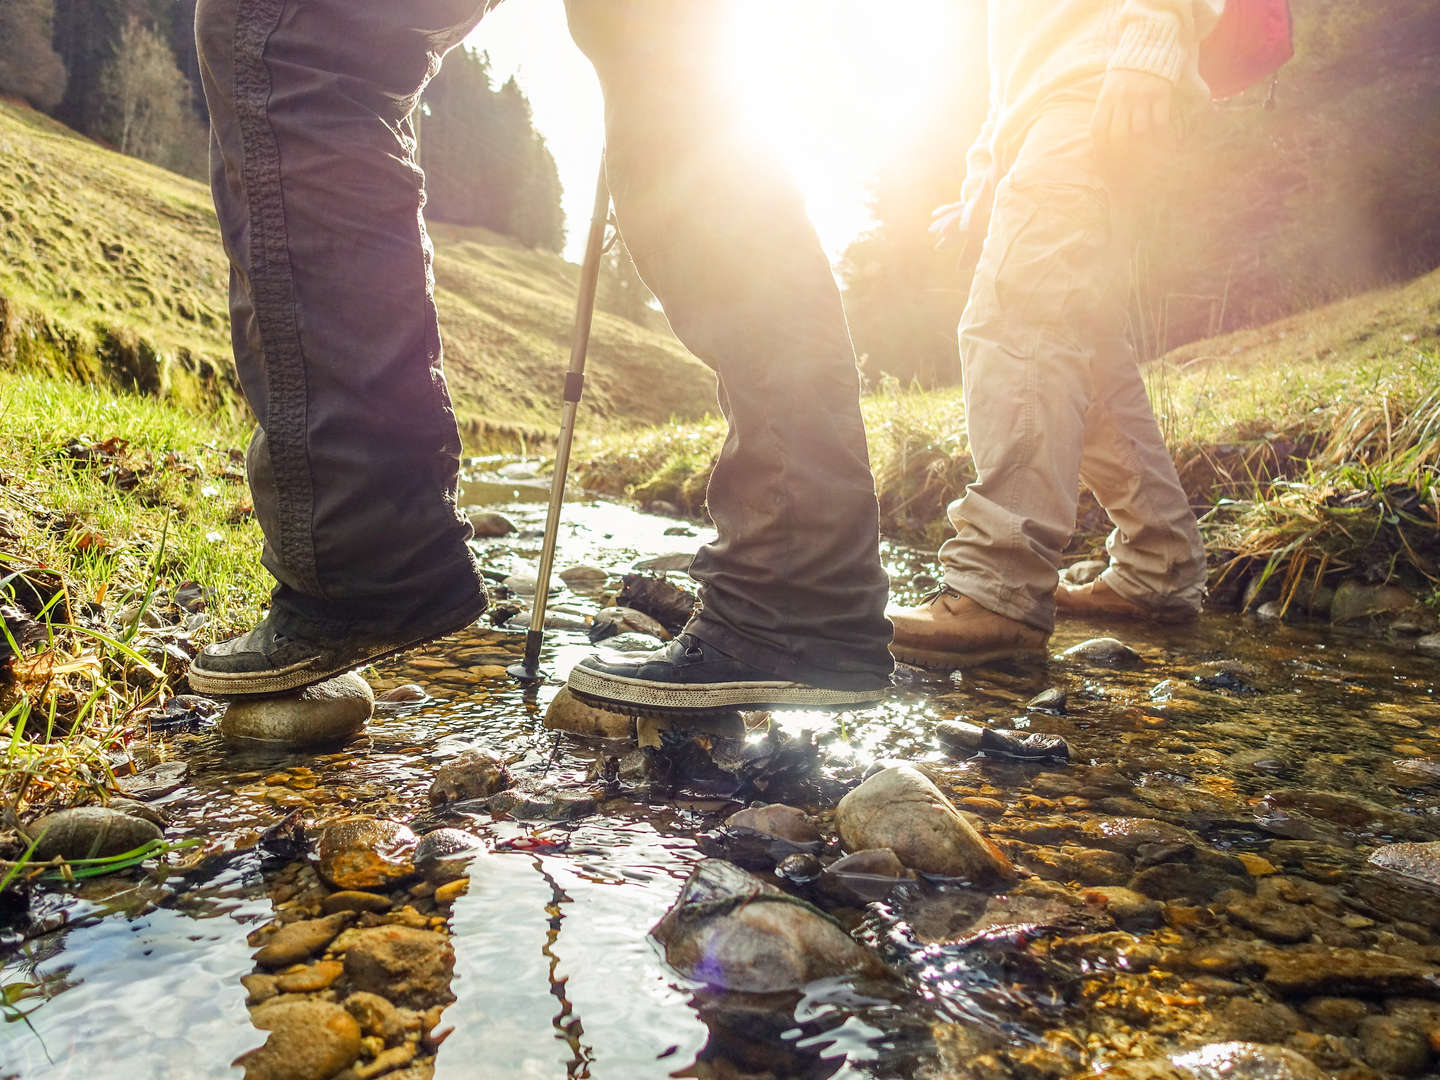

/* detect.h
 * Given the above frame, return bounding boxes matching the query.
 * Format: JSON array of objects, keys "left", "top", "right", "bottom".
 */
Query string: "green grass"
[
  {"left": 0, "top": 371, "right": 264, "bottom": 820},
  {"left": 0, "top": 97, "right": 716, "bottom": 447},
  {"left": 577, "top": 266, "right": 1440, "bottom": 602}
]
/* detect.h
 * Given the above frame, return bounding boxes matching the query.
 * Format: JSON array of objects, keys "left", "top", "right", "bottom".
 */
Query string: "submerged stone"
[
  {"left": 236, "top": 1000, "right": 362, "bottom": 1080},
  {"left": 413, "top": 827, "right": 488, "bottom": 883},
  {"left": 220, "top": 672, "right": 372, "bottom": 749},
  {"left": 1170, "top": 1042, "right": 1327, "bottom": 1080},
  {"left": 651, "top": 859, "right": 878, "bottom": 993},
  {"left": 589, "top": 606, "right": 669, "bottom": 643},
  {"left": 724, "top": 804, "right": 819, "bottom": 845},
  {"left": 558, "top": 564, "right": 608, "bottom": 589},
  {"left": 815, "top": 849, "right": 908, "bottom": 905},
  {"left": 428, "top": 748, "right": 512, "bottom": 805},
  {"left": 315, "top": 816, "right": 417, "bottom": 891},
  {"left": 250, "top": 911, "right": 355, "bottom": 969},
  {"left": 26, "top": 805, "right": 163, "bottom": 862},
  {"left": 835, "top": 766, "right": 1014, "bottom": 882},
  {"left": 1260, "top": 946, "right": 1440, "bottom": 997},
  {"left": 1367, "top": 840, "right": 1440, "bottom": 888},
  {"left": 1062, "top": 637, "right": 1142, "bottom": 667},
  {"left": 342, "top": 925, "right": 456, "bottom": 1009}
]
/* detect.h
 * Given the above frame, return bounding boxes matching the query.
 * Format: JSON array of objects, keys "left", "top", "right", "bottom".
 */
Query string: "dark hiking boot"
[
  {"left": 188, "top": 592, "right": 487, "bottom": 697},
  {"left": 566, "top": 633, "right": 889, "bottom": 716},
  {"left": 887, "top": 587, "right": 1049, "bottom": 671}
]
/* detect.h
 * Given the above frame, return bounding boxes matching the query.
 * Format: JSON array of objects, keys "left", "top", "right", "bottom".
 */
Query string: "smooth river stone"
[
  {"left": 219, "top": 672, "right": 372, "bottom": 749},
  {"left": 466, "top": 510, "right": 516, "bottom": 537},
  {"left": 1367, "top": 840, "right": 1440, "bottom": 887},
  {"left": 835, "top": 765, "right": 1014, "bottom": 882},
  {"left": 428, "top": 748, "right": 512, "bottom": 805},
  {"left": 315, "top": 816, "right": 417, "bottom": 890},
  {"left": 27, "top": 806, "right": 163, "bottom": 861},
  {"left": 1062, "top": 637, "right": 1142, "bottom": 667},
  {"left": 543, "top": 686, "right": 635, "bottom": 739},
  {"left": 251, "top": 911, "right": 356, "bottom": 968},
  {"left": 651, "top": 859, "right": 878, "bottom": 993},
  {"left": 341, "top": 926, "right": 456, "bottom": 1009},
  {"left": 235, "top": 999, "right": 362, "bottom": 1080}
]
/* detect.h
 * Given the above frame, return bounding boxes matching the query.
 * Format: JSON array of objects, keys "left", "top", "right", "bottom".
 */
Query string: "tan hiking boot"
[
  {"left": 1055, "top": 579, "right": 1198, "bottom": 624},
  {"left": 887, "top": 587, "right": 1049, "bottom": 670}
]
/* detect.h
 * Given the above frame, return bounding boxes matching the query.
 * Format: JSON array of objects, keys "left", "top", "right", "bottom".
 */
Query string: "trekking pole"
[{"left": 508, "top": 156, "right": 611, "bottom": 685}]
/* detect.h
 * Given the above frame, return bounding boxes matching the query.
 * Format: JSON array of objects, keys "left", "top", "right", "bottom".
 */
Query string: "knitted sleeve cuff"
[{"left": 1111, "top": 10, "right": 1188, "bottom": 84}]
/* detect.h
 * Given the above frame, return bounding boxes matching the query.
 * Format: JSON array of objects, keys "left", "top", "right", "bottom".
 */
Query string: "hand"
[
  {"left": 929, "top": 200, "right": 974, "bottom": 251},
  {"left": 1090, "top": 69, "right": 1176, "bottom": 163}
]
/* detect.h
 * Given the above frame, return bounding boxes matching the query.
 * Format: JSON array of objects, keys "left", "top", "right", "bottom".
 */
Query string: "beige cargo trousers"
[{"left": 940, "top": 81, "right": 1206, "bottom": 631}]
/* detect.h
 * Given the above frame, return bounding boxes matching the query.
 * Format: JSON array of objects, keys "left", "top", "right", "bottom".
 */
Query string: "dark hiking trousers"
[{"left": 195, "top": 0, "right": 893, "bottom": 687}]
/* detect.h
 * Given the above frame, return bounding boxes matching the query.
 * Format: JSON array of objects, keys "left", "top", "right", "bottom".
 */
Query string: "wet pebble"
[
  {"left": 237, "top": 999, "right": 362, "bottom": 1080},
  {"left": 1330, "top": 580, "right": 1429, "bottom": 625},
  {"left": 26, "top": 805, "right": 163, "bottom": 862},
  {"left": 1169, "top": 1041, "right": 1327, "bottom": 1079},
  {"left": 1260, "top": 946, "right": 1440, "bottom": 997},
  {"left": 590, "top": 606, "right": 670, "bottom": 642},
  {"left": 558, "top": 565, "right": 607, "bottom": 589},
  {"left": 274, "top": 959, "right": 344, "bottom": 993},
  {"left": 343, "top": 991, "right": 413, "bottom": 1042},
  {"left": 935, "top": 719, "right": 1070, "bottom": 763},
  {"left": 1081, "top": 885, "right": 1163, "bottom": 930},
  {"left": 1027, "top": 687, "right": 1067, "bottom": 713},
  {"left": 835, "top": 765, "right": 1014, "bottom": 882},
  {"left": 1062, "top": 637, "right": 1142, "bottom": 667},
  {"left": 724, "top": 804, "right": 818, "bottom": 845},
  {"left": 251, "top": 911, "right": 355, "bottom": 968},
  {"left": 341, "top": 925, "right": 455, "bottom": 1009},
  {"left": 1416, "top": 633, "right": 1440, "bottom": 657},
  {"left": 220, "top": 672, "right": 372, "bottom": 749},
  {"left": 542, "top": 687, "right": 634, "bottom": 739},
  {"left": 413, "top": 828, "right": 487, "bottom": 883},
  {"left": 115, "top": 759, "right": 189, "bottom": 800},
  {"left": 487, "top": 785, "right": 597, "bottom": 822},
  {"left": 1225, "top": 895, "right": 1314, "bottom": 944},
  {"left": 466, "top": 510, "right": 516, "bottom": 537},
  {"left": 322, "top": 891, "right": 394, "bottom": 916},
  {"left": 1358, "top": 1014, "right": 1432, "bottom": 1075},
  {"left": 428, "top": 748, "right": 512, "bottom": 805},
  {"left": 315, "top": 817, "right": 417, "bottom": 891},
  {"left": 633, "top": 552, "right": 694, "bottom": 573},
  {"left": 651, "top": 859, "right": 878, "bottom": 993},
  {"left": 1367, "top": 840, "right": 1440, "bottom": 887},
  {"left": 815, "top": 849, "right": 908, "bottom": 905},
  {"left": 376, "top": 683, "right": 427, "bottom": 705}
]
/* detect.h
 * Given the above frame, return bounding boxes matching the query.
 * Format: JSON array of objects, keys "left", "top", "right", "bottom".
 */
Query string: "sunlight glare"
[{"left": 722, "top": 0, "right": 955, "bottom": 255}]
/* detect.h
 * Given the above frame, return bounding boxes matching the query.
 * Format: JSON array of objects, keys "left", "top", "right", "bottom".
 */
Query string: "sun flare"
[{"left": 722, "top": 0, "right": 965, "bottom": 253}]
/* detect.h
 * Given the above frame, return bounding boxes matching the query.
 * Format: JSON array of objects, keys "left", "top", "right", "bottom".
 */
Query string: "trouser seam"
[{"left": 233, "top": 0, "right": 321, "bottom": 597}]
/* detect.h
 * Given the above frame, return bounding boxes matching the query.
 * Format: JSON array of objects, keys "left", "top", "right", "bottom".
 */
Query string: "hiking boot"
[
  {"left": 887, "top": 587, "right": 1049, "bottom": 670},
  {"left": 566, "top": 633, "right": 889, "bottom": 716},
  {"left": 188, "top": 592, "right": 487, "bottom": 697},
  {"left": 1055, "top": 579, "right": 1198, "bottom": 624}
]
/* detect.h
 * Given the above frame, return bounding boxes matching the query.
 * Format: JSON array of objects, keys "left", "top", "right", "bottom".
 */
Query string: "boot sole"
[
  {"left": 566, "top": 665, "right": 887, "bottom": 717},
  {"left": 889, "top": 643, "right": 1048, "bottom": 672},
  {"left": 187, "top": 595, "right": 488, "bottom": 697}
]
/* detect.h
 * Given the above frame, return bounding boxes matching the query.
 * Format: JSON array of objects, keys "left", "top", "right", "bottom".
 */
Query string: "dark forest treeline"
[{"left": 1, "top": 0, "right": 564, "bottom": 251}]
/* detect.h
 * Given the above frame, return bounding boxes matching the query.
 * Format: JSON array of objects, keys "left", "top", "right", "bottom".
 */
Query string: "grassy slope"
[
  {"left": 0, "top": 98, "right": 715, "bottom": 443},
  {"left": 579, "top": 266, "right": 1440, "bottom": 599}
]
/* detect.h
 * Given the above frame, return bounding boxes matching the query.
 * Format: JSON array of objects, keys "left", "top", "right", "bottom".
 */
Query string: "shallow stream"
[{"left": 5, "top": 463, "right": 1440, "bottom": 1079}]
